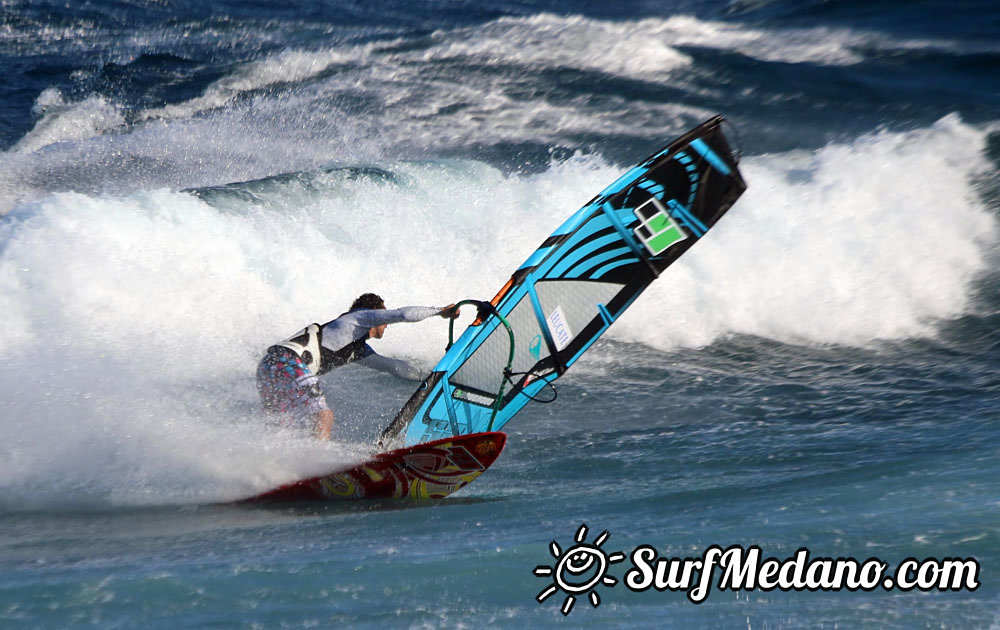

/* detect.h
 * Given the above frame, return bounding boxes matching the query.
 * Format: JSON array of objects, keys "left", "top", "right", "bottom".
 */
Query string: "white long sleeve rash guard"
[{"left": 318, "top": 306, "right": 443, "bottom": 380}]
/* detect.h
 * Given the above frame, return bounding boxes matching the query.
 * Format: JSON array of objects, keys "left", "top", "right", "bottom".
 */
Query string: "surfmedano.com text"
[{"left": 624, "top": 545, "right": 980, "bottom": 603}]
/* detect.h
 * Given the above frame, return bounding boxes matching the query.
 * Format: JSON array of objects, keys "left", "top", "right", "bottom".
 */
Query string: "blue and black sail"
[{"left": 379, "top": 115, "right": 747, "bottom": 448}]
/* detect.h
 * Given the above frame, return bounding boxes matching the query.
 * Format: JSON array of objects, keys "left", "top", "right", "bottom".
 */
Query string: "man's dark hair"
[{"left": 351, "top": 293, "right": 385, "bottom": 311}]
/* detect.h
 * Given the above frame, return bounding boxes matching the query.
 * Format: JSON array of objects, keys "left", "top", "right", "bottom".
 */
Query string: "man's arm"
[
  {"left": 356, "top": 351, "right": 423, "bottom": 381},
  {"left": 350, "top": 305, "right": 456, "bottom": 328}
]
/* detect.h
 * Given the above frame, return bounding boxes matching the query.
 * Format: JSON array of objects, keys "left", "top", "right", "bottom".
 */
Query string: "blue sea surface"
[{"left": 1, "top": 1, "right": 998, "bottom": 627}]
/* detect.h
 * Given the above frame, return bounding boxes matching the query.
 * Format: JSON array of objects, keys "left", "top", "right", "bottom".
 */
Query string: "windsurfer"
[{"left": 256, "top": 293, "right": 458, "bottom": 440}]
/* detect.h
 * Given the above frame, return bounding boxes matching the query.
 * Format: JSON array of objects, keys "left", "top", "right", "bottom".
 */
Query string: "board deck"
[{"left": 240, "top": 432, "right": 507, "bottom": 503}]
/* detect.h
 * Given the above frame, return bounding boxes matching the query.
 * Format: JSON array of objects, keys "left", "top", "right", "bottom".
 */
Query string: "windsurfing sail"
[{"left": 379, "top": 115, "right": 747, "bottom": 448}]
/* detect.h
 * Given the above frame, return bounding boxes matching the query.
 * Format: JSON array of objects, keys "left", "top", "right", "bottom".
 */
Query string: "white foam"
[
  {"left": 142, "top": 10, "right": 960, "bottom": 130},
  {"left": 13, "top": 89, "right": 124, "bottom": 154},
  {"left": 7, "top": 9, "right": 966, "bottom": 218},
  {"left": 0, "top": 189, "right": 372, "bottom": 509},
  {"left": 137, "top": 15, "right": 693, "bottom": 125},
  {"left": 427, "top": 14, "right": 694, "bottom": 78},
  {"left": 140, "top": 48, "right": 357, "bottom": 121},
  {"left": 613, "top": 114, "right": 998, "bottom": 349},
  {"left": 1, "top": 118, "right": 994, "bottom": 361},
  {"left": 131, "top": 11, "right": 876, "bottom": 135},
  {"left": 134, "top": 10, "right": 951, "bottom": 131},
  {"left": 12, "top": 12, "right": 900, "bottom": 212},
  {"left": 469, "top": 13, "right": 876, "bottom": 68},
  {"left": 0, "top": 356, "right": 368, "bottom": 509}
]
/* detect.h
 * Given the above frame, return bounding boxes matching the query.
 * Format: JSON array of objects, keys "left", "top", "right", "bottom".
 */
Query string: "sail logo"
[
  {"left": 528, "top": 334, "right": 543, "bottom": 360},
  {"left": 633, "top": 197, "right": 688, "bottom": 256},
  {"left": 546, "top": 305, "right": 573, "bottom": 351}
]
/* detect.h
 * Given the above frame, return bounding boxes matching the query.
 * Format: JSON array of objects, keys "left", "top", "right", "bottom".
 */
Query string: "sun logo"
[{"left": 533, "top": 523, "right": 625, "bottom": 616}]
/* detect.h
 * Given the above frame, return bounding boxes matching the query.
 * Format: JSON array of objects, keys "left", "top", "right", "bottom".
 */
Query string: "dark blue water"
[{"left": 1, "top": 1, "right": 998, "bottom": 627}]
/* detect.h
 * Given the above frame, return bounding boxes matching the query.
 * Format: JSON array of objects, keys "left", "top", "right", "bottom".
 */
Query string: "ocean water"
[{"left": 1, "top": 0, "right": 998, "bottom": 627}]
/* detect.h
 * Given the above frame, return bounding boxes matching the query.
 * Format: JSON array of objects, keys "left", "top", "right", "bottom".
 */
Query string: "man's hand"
[{"left": 439, "top": 304, "right": 460, "bottom": 319}]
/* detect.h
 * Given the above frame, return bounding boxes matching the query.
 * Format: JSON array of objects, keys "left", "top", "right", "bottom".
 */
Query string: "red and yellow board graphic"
[{"left": 241, "top": 432, "right": 507, "bottom": 503}]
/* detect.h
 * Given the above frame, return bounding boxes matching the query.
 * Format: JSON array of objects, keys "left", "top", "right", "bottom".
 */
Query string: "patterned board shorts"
[{"left": 256, "top": 347, "right": 330, "bottom": 428}]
